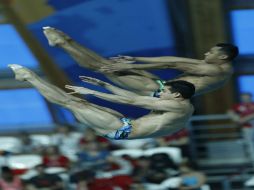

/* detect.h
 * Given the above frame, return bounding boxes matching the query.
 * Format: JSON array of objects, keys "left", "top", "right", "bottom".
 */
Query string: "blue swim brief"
[{"left": 105, "top": 118, "right": 132, "bottom": 140}]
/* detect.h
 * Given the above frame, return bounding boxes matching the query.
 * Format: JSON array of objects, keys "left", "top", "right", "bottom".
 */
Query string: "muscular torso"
[
  {"left": 129, "top": 101, "right": 194, "bottom": 139},
  {"left": 173, "top": 63, "right": 233, "bottom": 96}
]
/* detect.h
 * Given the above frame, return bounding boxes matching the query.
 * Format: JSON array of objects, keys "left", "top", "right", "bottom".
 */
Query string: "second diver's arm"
[
  {"left": 135, "top": 56, "right": 201, "bottom": 64},
  {"left": 93, "top": 92, "right": 183, "bottom": 112},
  {"left": 101, "top": 56, "right": 203, "bottom": 73},
  {"left": 108, "top": 61, "right": 224, "bottom": 76},
  {"left": 80, "top": 76, "right": 139, "bottom": 98},
  {"left": 65, "top": 85, "right": 182, "bottom": 112}
]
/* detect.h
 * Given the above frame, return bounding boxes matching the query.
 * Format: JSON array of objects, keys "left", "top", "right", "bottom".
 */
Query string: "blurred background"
[{"left": 0, "top": 0, "right": 254, "bottom": 189}]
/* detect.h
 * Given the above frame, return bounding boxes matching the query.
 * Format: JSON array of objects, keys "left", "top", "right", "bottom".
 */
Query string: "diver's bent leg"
[
  {"left": 9, "top": 64, "right": 124, "bottom": 118},
  {"left": 43, "top": 27, "right": 160, "bottom": 94},
  {"left": 70, "top": 104, "right": 124, "bottom": 135},
  {"left": 9, "top": 64, "right": 81, "bottom": 107},
  {"left": 43, "top": 27, "right": 109, "bottom": 69},
  {"left": 9, "top": 64, "right": 124, "bottom": 135},
  {"left": 107, "top": 74, "right": 159, "bottom": 96}
]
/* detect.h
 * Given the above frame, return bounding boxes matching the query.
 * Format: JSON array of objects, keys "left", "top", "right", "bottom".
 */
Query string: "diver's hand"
[
  {"left": 65, "top": 85, "right": 94, "bottom": 95},
  {"left": 109, "top": 55, "right": 136, "bottom": 64},
  {"left": 79, "top": 76, "right": 108, "bottom": 87}
]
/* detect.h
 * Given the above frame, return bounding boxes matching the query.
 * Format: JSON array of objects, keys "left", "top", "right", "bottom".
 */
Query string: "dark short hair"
[
  {"left": 165, "top": 80, "right": 195, "bottom": 99},
  {"left": 216, "top": 43, "right": 239, "bottom": 60}
]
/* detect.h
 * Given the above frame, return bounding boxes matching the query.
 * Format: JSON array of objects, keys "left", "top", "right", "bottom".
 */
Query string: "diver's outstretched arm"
[
  {"left": 110, "top": 55, "right": 202, "bottom": 64},
  {"left": 79, "top": 76, "right": 139, "bottom": 98},
  {"left": 101, "top": 57, "right": 224, "bottom": 76},
  {"left": 65, "top": 85, "right": 183, "bottom": 112}
]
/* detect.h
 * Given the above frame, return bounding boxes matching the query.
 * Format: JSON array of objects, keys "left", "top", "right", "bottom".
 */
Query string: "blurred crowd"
[{"left": 0, "top": 125, "right": 206, "bottom": 190}]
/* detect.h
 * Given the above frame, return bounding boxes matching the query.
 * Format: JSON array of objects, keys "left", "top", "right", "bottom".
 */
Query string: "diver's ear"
[
  {"left": 174, "top": 92, "right": 181, "bottom": 98},
  {"left": 218, "top": 54, "right": 228, "bottom": 60}
]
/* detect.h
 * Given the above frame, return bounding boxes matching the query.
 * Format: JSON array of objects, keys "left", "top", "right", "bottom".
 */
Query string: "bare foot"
[
  {"left": 8, "top": 64, "right": 34, "bottom": 81},
  {"left": 43, "top": 26, "right": 72, "bottom": 46}
]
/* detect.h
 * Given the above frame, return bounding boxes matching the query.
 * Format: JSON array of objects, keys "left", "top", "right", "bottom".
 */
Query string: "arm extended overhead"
[{"left": 65, "top": 85, "right": 183, "bottom": 112}]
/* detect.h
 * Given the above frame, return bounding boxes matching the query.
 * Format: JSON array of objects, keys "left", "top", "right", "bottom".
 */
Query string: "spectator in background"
[
  {"left": 143, "top": 169, "right": 181, "bottom": 190},
  {"left": 25, "top": 164, "right": 64, "bottom": 190},
  {"left": 178, "top": 161, "right": 206, "bottom": 190},
  {"left": 140, "top": 159, "right": 206, "bottom": 190},
  {"left": 42, "top": 146, "right": 70, "bottom": 169},
  {"left": 70, "top": 169, "right": 95, "bottom": 190},
  {"left": 149, "top": 153, "right": 179, "bottom": 176},
  {"left": 76, "top": 141, "right": 110, "bottom": 170},
  {"left": 79, "top": 128, "right": 114, "bottom": 150},
  {"left": 157, "top": 129, "right": 191, "bottom": 158},
  {"left": 77, "top": 156, "right": 133, "bottom": 190},
  {"left": 84, "top": 175, "right": 133, "bottom": 190},
  {"left": 0, "top": 166, "right": 23, "bottom": 190},
  {"left": 161, "top": 129, "right": 189, "bottom": 145},
  {"left": 145, "top": 169, "right": 168, "bottom": 185},
  {"left": 71, "top": 155, "right": 133, "bottom": 190},
  {"left": 95, "top": 155, "right": 133, "bottom": 178},
  {"left": 131, "top": 156, "right": 151, "bottom": 183},
  {"left": 228, "top": 92, "right": 254, "bottom": 164},
  {"left": 18, "top": 132, "right": 43, "bottom": 154},
  {"left": 51, "top": 124, "right": 82, "bottom": 161},
  {"left": 228, "top": 92, "right": 254, "bottom": 127}
]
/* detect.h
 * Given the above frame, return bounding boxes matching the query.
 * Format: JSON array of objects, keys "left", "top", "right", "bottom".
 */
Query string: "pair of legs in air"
[
  {"left": 43, "top": 27, "right": 160, "bottom": 96},
  {"left": 9, "top": 64, "right": 140, "bottom": 139}
]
